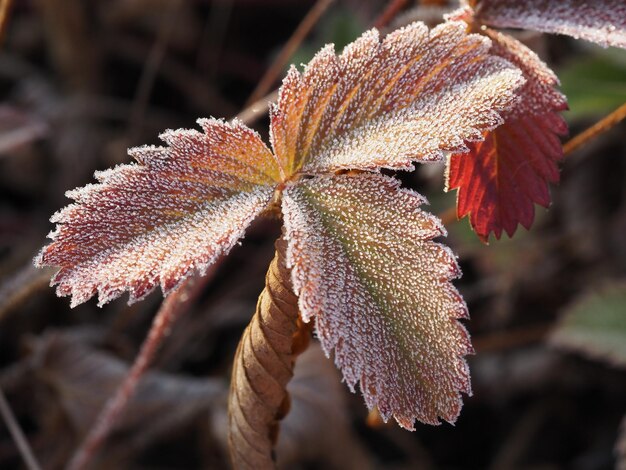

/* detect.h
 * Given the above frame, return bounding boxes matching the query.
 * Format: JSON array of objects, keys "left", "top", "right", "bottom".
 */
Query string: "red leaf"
[
  {"left": 447, "top": 28, "right": 568, "bottom": 241},
  {"left": 475, "top": 0, "right": 626, "bottom": 49},
  {"left": 448, "top": 114, "right": 567, "bottom": 241},
  {"left": 36, "top": 119, "right": 280, "bottom": 307}
]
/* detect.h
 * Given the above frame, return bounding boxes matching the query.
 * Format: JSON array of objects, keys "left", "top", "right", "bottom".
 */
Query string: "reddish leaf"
[
  {"left": 269, "top": 21, "right": 524, "bottom": 176},
  {"left": 447, "top": 28, "right": 568, "bottom": 241},
  {"left": 36, "top": 119, "right": 280, "bottom": 307},
  {"left": 474, "top": 0, "right": 626, "bottom": 49},
  {"left": 282, "top": 174, "right": 471, "bottom": 428}
]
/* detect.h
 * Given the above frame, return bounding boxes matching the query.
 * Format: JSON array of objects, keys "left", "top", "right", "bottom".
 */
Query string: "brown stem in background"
[
  {"left": 245, "top": 0, "right": 335, "bottom": 107},
  {"left": 235, "top": 89, "right": 279, "bottom": 125},
  {"left": 0, "top": 388, "right": 42, "bottom": 470},
  {"left": 0, "top": 0, "right": 13, "bottom": 46},
  {"left": 228, "top": 237, "right": 311, "bottom": 469},
  {"left": 66, "top": 272, "right": 213, "bottom": 470},
  {"left": 0, "top": 265, "right": 55, "bottom": 322},
  {"left": 374, "top": 0, "right": 409, "bottom": 29},
  {"left": 237, "top": 0, "right": 408, "bottom": 126},
  {"left": 563, "top": 101, "right": 626, "bottom": 156},
  {"left": 35, "top": 0, "right": 100, "bottom": 90},
  {"left": 438, "top": 205, "right": 458, "bottom": 226},
  {"left": 473, "top": 324, "right": 550, "bottom": 353},
  {"left": 128, "top": 0, "right": 182, "bottom": 142}
]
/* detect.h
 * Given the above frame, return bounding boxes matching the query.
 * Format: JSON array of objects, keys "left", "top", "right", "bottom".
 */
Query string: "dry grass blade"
[
  {"left": 236, "top": 90, "right": 278, "bottom": 126},
  {"left": 67, "top": 273, "right": 210, "bottom": 470},
  {"left": 617, "top": 414, "right": 626, "bottom": 470},
  {"left": 374, "top": 0, "right": 409, "bottom": 29},
  {"left": 0, "top": 264, "right": 55, "bottom": 321},
  {"left": 245, "top": 0, "right": 335, "bottom": 107},
  {"left": 563, "top": 101, "right": 626, "bottom": 156},
  {"left": 0, "top": 388, "right": 42, "bottom": 470},
  {"left": 228, "top": 238, "right": 310, "bottom": 469},
  {"left": 128, "top": 0, "right": 182, "bottom": 141}
]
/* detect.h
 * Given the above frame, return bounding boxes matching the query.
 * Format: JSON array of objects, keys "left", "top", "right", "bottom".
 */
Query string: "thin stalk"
[
  {"left": 0, "top": 388, "right": 42, "bottom": 470},
  {"left": 374, "top": 0, "right": 409, "bottom": 29},
  {"left": 0, "top": 0, "right": 13, "bottom": 46},
  {"left": 128, "top": 0, "right": 182, "bottom": 142},
  {"left": 235, "top": 89, "right": 279, "bottom": 125},
  {"left": 563, "top": 101, "right": 626, "bottom": 156},
  {"left": 245, "top": 0, "right": 335, "bottom": 107},
  {"left": 67, "top": 273, "right": 210, "bottom": 470}
]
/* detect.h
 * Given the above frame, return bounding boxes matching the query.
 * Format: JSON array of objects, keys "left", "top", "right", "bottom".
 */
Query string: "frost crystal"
[
  {"left": 282, "top": 174, "right": 472, "bottom": 428},
  {"left": 37, "top": 20, "right": 532, "bottom": 430},
  {"left": 36, "top": 119, "right": 278, "bottom": 307},
  {"left": 475, "top": 0, "right": 626, "bottom": 49},
  {"left": 270, "top": 21, "right": 524, "bottom": 176}
]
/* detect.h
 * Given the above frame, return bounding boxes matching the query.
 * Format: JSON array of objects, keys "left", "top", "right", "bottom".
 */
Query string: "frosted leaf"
[
  {"left": 475, "top": 0, "right": 626, "bottom": 49},
  {"left": 269, "top": 21, "right": 524, "bottom": 176},
  {"left": 446, "top": 29, "right": 568, "bottom": 241},
  {"left": 482, "top": 28, "right": 567, "bottom": 121},
  {"left": 36, "top": 119, "right": 279, "bottom": 307},
  {"left": 282, "top": 174, "right": 472, "bottom": 428}
]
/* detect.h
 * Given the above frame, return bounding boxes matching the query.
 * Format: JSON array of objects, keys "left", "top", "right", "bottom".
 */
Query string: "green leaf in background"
[
  {"left": 550, "top": 282, "right": 626, "bottom": 367},
  {"left": 559, "top": 49, "right": 626, "bottom": 120}
]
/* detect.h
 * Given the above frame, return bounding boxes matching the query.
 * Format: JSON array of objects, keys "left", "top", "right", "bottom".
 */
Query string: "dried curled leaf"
[
  {"left": 550, "top": 282, "right": 626, "bottom": 368},
  {"left": 447, "top": 28, "right": 568, "bottom": 241},
  {"left": 33, "top": 332, "right": 227, "bottom": 438},
  {"left": 282, "top": 174, "right": 472, "bottom": 428},
  {"left": 474, "top": 0, "right": 626, "bottom": 49},
  {"left": 269, "top": 20, "right": 524, "bottom": 176},
  {"left": 36, "top": 119, "right": 279, "bottom": 307},
  {"left": 228, "top": 239, "right": 310, "bottom": 469}
]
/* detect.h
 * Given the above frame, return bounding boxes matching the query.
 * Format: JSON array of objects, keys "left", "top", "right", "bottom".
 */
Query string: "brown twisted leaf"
[{"left": 228, "top": 238, "right": 310, "bottom": 469}]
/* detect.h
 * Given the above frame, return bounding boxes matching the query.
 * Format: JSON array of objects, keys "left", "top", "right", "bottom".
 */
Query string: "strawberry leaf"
[
  {"left": 447, "top": 29, "right": 568, "bottom": 241},
  {"left": 36, "top": 119, "right": 279, "bottom": 307},
  {"left": 475, "top": 0, "right": 626, "bottom": 49},
  {"left": 269, "top": 21, "right": 524, "bottom": 177},
  {"left": 282, "top": 174, "right": 472, "bottom": 428}
]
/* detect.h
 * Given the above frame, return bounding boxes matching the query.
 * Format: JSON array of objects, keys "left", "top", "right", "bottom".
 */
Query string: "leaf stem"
[
  {"left": 563, "top": 101, "right": 626, "bottom": 156},
  {"left": 228, "top": 237, "right": 311, "bottom": 469}
]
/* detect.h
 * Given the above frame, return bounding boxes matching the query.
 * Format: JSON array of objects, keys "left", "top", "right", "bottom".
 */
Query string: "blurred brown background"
[{"left": 0, "top": 1, "right": 625, "bottom": 469}]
